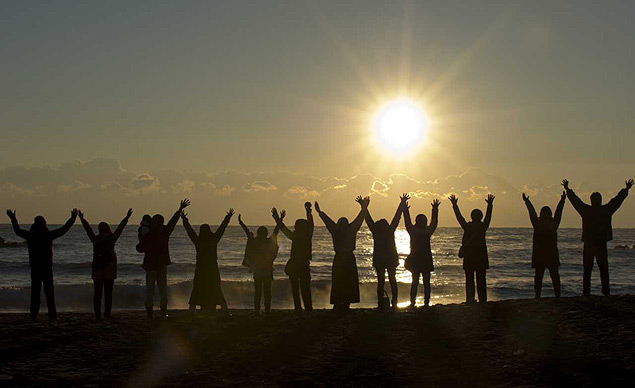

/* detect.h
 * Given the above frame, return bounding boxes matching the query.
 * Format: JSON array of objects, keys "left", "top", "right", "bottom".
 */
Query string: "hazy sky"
[{"left": 1, "top": 1, "right": 634, "bottom": 225}]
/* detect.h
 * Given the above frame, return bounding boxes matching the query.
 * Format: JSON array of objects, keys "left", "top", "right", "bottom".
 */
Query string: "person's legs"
[
  {"left": 582, "top": 242, "right": 595, "bottom": 295},
  {"left": 264, "top": 278, "right": 272, "bottom": 313},
  {"left": 549, "top": 267, "right": 561, "bottom": 297},
  {"left": 290, "top": 276, "right": 302, "bottom": 311},
  {"left": 30, "top": 272, "right": 42, "bottom": 320},
  {"left": 104, "top": 280, "right": 114, "bottom": 317},
  {"left": 423, "top": 271, "right": 431, "bottom": 307},
  {"left": 254, "top": 278, "right": 262, "bottom": 313},
  {"left": 465, "top": 270, "right": 476, "bottom": 303},
  {"left": 596, "top": 242, "right": 610, "bottom": 295},
  {"left": 300, "top": 273, "right": 313, "bottom": 311},
  {"left": 93, "top": 279, "right": 104, "bottom": 319},
  {"left": 157, "top": 267, "right": 168, "bottom": 316},
  {"left": 410, "top": 271, "right": 420, "bottom": 307},
  {"left": 376, "top": 267, "right": 386, "bottom": 308},
  {"left": 476, "top": 270, "right": 487, "bottom": 303},
  {"left": 42, "top": 270, "right": 57, "bottom": 320},
  {"left": 534, "top": 268, "right": 545, "bottom": 299},
  {"left": 387, "top": 267, "right": 398, "bottom": 307},
  {"left": 145, "top": 270, "right": 157, "bottom": 317}
]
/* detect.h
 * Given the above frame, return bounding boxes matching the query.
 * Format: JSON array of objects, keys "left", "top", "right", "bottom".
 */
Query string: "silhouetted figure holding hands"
[
  {"left": 562, "top": 179, "right": 633, "bottom": 295},
  {"left": 142, "top": 198, "right": 190, "bottom": 318},
  {"left": 239, "top": 211, "right": 282, "bottom": 314},
  {"left": 182, "top": 208, "right": 234, "bottom": 316},
  {"left": 6, "top": 208, "right": 78, "bottom": 320},
  {"left": 365, "top": 194, "right": 407, "bottom": 308},
  {"left": 449, "top": 194, "right": 494, "bottom": 304},
  {"left": 272, "top": 202, "right": 314, "bottom": 312},
  {"left": 404, "top": 196, "right": 439, "bottom": 308},
  {"left": 78, "top": 208, "right": 132, "bottom": 319},
  {"left": 522, "top": 193, "right": 565, "bottom": 298},
  {"left": 316, "top": 196, "right": 368, "bottom": 311}
]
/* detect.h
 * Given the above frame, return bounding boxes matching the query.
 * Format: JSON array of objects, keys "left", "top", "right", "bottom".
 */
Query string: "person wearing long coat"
[
  {"left": 449, "top": 194, "right": 494, "bottom": 304},
  {"left": 182, "top": 209, "right": 234, "bottom": 315},
  {"left": 315, "top": 196, "right": 368, "bottom": 311},
  {"left": 79, "top": 208, "right": 132, "bottom": 319}
]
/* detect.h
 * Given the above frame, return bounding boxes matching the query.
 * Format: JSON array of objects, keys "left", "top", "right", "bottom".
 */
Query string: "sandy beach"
[{"left": 0, "top": 296, "right": 634, "bottom": 387}]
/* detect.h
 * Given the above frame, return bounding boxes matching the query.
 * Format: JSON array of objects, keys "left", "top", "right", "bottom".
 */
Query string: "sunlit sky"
[{"left": 1, "top": 1, "right": 634, "bottom": 225}]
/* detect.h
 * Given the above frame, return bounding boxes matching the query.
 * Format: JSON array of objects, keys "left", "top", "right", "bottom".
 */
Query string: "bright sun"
[{"left": 373, "top": 98, "right": 429, "bottom": 155}]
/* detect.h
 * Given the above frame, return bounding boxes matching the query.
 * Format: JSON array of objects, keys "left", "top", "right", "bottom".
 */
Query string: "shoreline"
[{"left": 2, "top": 295, "right": 635, "bottom": 386}]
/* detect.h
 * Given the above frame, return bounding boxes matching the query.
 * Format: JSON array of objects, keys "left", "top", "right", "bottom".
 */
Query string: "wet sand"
[{"left": 1, "top": 296, "right": 634, "bottom": 387}]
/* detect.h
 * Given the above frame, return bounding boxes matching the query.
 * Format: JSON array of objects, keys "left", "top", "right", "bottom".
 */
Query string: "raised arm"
[
  {"left": 181, "top": 212, "right": 198, "bottom": 243},
  {"left": 51, "top": 209, "right": 78, "bottom": 239},
  {"left": 522, "top": 194, "right": 538, "bottom": 227},
  {"left": 315, "top": 201, "right": 336, "bottom": 233},
  {"left": 305, "top": 202, "right": 314, "bottom": 237},
  {"left": 428, "top": 199, "right": 440, "bottom": 234},
  {"left": 6, "top": 210, "right": 28, "bottom": 240},
  {"left": 238, "top": 214, "right": 253, "bottom": 238},
  {"left": 605, "top": 179, "right": 633, "bottom": 214},
  {"left": 554, "top": 191, "right": 566, "bottom": 228},
  {"left": 448, "top": 195, "right": 467, "bottom": 229},
  {"left": 389, "top": 194, "right": 408, "bottom": 231},
  {"left": 272, "top": 208, "right": 293, "bottom": 240},
  {"left": 403, "top": 203, "right": 414, "bottom": 232},
  {"left": 562, "top": 179, "right": 587, "bottom": 215},
  {"left": 215, "top": 208, "right": 234, "bottom": 238},
  {"left": 78, "top": 210, "right": 96, "bottom": 243},
  {"left": 166, "top": 198, "right": 190, "bottom": 235},
  {"left": 483, "top": 194, "right": 495, "bottom": 229},
  {"left": 270, "top": 209, "right": 285, "bottom": 245},
  {"left": 351, "top": 196, "right": 369, "bottom": 231},
  {"left": 363, "top": 207, "right": 375, "bottom": 231},
  {"left": 113, "top": 208, "right": 133, "bottom": 241}
]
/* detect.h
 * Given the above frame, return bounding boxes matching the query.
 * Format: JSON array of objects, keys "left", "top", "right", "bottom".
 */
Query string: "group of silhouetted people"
[{"left": 5, "top": 178, "right": 633, "bottom": 320}]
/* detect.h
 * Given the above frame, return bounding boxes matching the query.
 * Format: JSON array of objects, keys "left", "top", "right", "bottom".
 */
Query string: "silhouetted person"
[
  {"left": 6, "top": 208, "right": 78, "bottom": 320},
  {"left": 142, "top": 198, "right": 190, "bottom": 318},
  {"left": 135, "top": 214, "right": 152, "bottom": 253},
  {"left": 181, "top": 208, "right": 234, "bottom": 316},
  {"left": 404, "top": 196, "right": 439, "bottom": 308},
  {"left": 239, "top": 211, "right": 282, "bottom": 314},
  {"left": 78, "top": 208, "right": 132, "bottom": 319},
  {"left": 316, "top": 196, "right": 368, "bottom": 311},
  {"left": 522, "top": 192, "right": 565, "bottom": 298},
  {"left": 364, "top": 194, "right": 408, "bottom": 309},
  {"left": 272, "top": 202, "right": 314, "bottom": 312},
  {"left": 449, "top": 194, "right": 494, "bottom": 304},
  {"left": 562, "top": 179, "right": 633, "bottom": 295}
]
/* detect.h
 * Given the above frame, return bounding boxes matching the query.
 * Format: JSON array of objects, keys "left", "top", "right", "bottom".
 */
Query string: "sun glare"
[{"left": 373, "top": 99, "right": 429, "bottom": 156}]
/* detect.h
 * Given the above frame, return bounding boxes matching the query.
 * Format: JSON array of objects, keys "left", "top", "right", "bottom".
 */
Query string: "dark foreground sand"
[{"left": 1, "top": 296, "right": 635, "bottom": 387}]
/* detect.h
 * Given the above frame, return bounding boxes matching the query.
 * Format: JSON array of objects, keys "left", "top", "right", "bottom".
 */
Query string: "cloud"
[
  {"left": 215, "top": 185, "right": 235, "bottom": 197},
  {"left": 283, "top": 185, "right": 320, "bottom": 199},
  {"left": 172, "top": 179, "right": 196, "bottom": 194},
  {"left": 130, "top": 174, "right": 160, "bottom": 193},
  {"left": 243, "top": 181, "right": 278, "bottom": 192},
  {"left": 371, "top": 181, "right": 390, "bottom": 197}
]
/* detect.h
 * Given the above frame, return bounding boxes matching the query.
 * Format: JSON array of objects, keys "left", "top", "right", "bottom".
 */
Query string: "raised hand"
[
  {"left": 6, "top": 209, "right": 16, "bottom": 220},
  {"left": 625, "top": 179, "right": 634, "bottom": 190},
  {"left": 522, "top": 193, "right": 529, "bottom": 202},
  {"left": 400, "top": 193, "right": 410, "bottom": 203},
  {"left": 486, "top": 194, "right": 495, "bottom": 205},
  {"left": 561, "top": 191, "right": 566, "bottom": 200},
  {"left": 562, "top": 179, "right": 569, "bottom": 190},
  {"left": 448, "top": 194, "right": 458, "bottom": 205},
  {"left": 71, "top": 208, "right": 79, "bottom": 219},
  {"left": 271, "top": 207, "right": 280, "bottom": 221},
  {"left": 227, "top": 208, "right": 235, "bottom": 217},
  {"left": 78, "top": 210, "right": 85, "bottom": 220},
  {"left": 179, "top": 198, "right": 191, "bottom": 211},
  {"left": 362, "top": 196, "right": 371, "bottom": 208},
  {"left": 180, "top": 211, "right": 188, "bottom": 220},
  {"left": 126, "top": 208, "right": 133, "bottom": 218},
  {"left": 432, "top": 199, "right": 441, "bottom": 208},
  {"left": 355, "top": 195, "right": 364, "bottom": 205},
  {"left": 314, "top": 202, "right": 321, "bottom": 213},
  {"left": 280, "top": 209, "right": 286, "bottom": 220},
  {"left": 304, "top": 201, "right": 312, "bottom": 210}
]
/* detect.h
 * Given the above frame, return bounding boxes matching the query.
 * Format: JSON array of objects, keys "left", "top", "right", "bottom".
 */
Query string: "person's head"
[
  {"left": 151, "top": 214, "right": 164, "bottom": 228},
  {"left": 374, "top": 218, "right": 389, "bottom": 231},
  {"left": 294, "top": 219, "right": 310, "bottom": 235},
  {"left": 415, "top": 214, "right": 428, "bottom": 227},
  {"left": 141, "top": 214, "right": 151, "bottom": 225},
  {"left": 199, "top": 224, "right": 212, "bottom": 238},
  {"left": 337, "top": 217, "right": 349, "bottom": 227},
  {"left": 470, "top": 209, "right": 483, "bottom": 222},
  {"left": 539, "top": 206, "right": 553, "bottom": 220},
  {"left": 257, "top": 226, "right": 268, "bottom": 238},
  {"left": 30, "top": 216, "right": 48, "bottom": 233},
  {"left": 590, "top": 192, "right": 602, "bottom": 207},
  {"left": 98, "top": 222, "right": 113, "bottom": 235}
]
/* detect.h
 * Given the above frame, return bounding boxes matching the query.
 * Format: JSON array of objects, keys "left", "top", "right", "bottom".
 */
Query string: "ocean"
[{"left": 1, "top": 225, "right": 634, "bottom": 311}]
